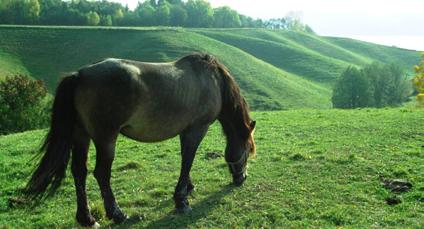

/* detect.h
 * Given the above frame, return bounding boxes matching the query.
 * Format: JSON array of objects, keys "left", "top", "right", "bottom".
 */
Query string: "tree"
[
  {"left": 413, "top": 53, "right": 424, "bottom": 107},
  {"left": 332, "top": 66, "right": 372, "bottom": 108},
  {"left": 384, "top": 64, "right": 411, "bottom": 106},
  {"left": 101, "top": 14, "right": 113, "bottom": 26},
  {"left": 0, "top": 0, "right": 40, "bottom": 24},
  {"left": 135, "top": 1, "right": 156, "bottom": 26},
  {"left": 24, "top": 0, "right": 41, "bottom": 23},
  {"left": 0, "top": 75, "right": 50, "bottom": 135},
  {"left": 363, "top": 63, "right": 411, "bottom": 107},
  {"left": 213, "top": 6, "right": 241, "bottom": 28},
  {"left": 113, "top": 8, "right": 124, "bottom": 25},
  {"left": 169, "top": 4, "right": 187, "bottom": 26},
  {"left": 86, "top": 11, "right": 100, "bottom": 26},
  {"left": 333, "top": 63, "right": 412, "bottom": 109},
  {"left": 185, "top": 0, "right": 214, "bottom": 27},
  {"left": 155, "top": 2, "right": 171, "bottom": 25}
]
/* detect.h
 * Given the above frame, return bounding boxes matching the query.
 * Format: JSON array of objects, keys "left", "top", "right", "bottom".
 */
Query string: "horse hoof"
[
  {"left": 113, "top": 213, "right": 129, "bottom": 224},
  {"left": 92, "top": 222, "right": 101, "bottom": 228},
  {"left": 175, "top": 205, "right": 192, "bottom": 214},
  {"left": 111, "top": 208, "right": 128, "bottom": 224},
  {"left": 233, "top": 174, "right": 246, "bottom": 186},
  {"left": 76, "top": 213, "right": 97, "bottom": 228}
]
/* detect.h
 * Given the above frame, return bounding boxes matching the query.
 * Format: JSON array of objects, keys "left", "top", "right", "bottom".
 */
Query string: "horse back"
[{"left": 74, "top": 58, "right": 222, "bottom": 142}]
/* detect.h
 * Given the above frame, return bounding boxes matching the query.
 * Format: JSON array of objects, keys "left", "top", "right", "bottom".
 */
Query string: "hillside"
[
  {"left": 1, "top": 109, "right": 423, "bottom": 228},
  {"left": 0, "top": 26, "right": 420, "bottom": 110}
]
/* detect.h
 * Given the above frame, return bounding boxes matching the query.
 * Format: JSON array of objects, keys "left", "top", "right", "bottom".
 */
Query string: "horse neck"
[{"left": 219, "top": 104, "right": 249, "bottom": 145}]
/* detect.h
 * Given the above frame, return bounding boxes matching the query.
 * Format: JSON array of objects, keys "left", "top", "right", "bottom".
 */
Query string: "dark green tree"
[
  {"left": 86, "top": 11, "right": 100, "bottom": 25},
  {"left": 213, "top": 6, "right": 241, "bottom": 28},
  {"left": 155, "top": 1, "right": 171, "bottom": 25},
  {"left": 135, "top": 1, "right": 156, "bottom": 26},
  {"left": 169, "top": 4, "right": 187, "bottom": 26},
  {"left": 332, "top": 66, "right": 372, "bottom": 108},
  {"left": 363, "top": 62, "right": 411, "bottom": 107},
  {"left": 185, "top": 0, "right": 214, "bottom": 27}
]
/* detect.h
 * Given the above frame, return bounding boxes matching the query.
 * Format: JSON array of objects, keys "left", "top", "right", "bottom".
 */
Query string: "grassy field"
[
  {"left": 0, "top": 108, "right": 423, "bottom": 228},
  {"left": 0, "top": 51, "right": 29, "bottom": 79},
  {"left": 0, "top": 26, "right": 421, "bottom": 110}
]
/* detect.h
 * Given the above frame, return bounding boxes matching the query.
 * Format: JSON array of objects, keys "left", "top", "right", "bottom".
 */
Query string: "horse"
[{"left": 25, "top": 53, "right": 256, "bottom": 227}]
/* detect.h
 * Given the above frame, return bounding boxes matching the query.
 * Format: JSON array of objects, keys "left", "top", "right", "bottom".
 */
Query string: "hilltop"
[{"left": 0, "top": 26, "right": 420, "bottom": 110}]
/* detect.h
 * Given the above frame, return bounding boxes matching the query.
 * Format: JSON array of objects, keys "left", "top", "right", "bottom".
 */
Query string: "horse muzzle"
[
  {"left": 233, "top": 172, "right": 247, "bottom": 186},
  {"left": 227, "top": 151, "right": 248, "bottom": 186}
]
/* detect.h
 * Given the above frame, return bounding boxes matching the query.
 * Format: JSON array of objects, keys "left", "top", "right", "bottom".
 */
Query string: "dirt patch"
[
  {"left": 205, "top": 151, "right": 223, "bottom": 160},
  {"left": 8, "top": 197, "right": 29, "bottom": 208},
  {"left": 385, "top": 196, "right": 402, "bottom": 205},
  {"left": 117, "top": 162, "right": 141, "bottom": 171},
  {"left": 383, "top": 179, "right": 412, "bottom": 193}
]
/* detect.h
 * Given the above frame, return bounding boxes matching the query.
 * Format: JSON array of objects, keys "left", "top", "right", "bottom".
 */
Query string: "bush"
[{"left": 0, "top": 75, "right": 50, "bottom": 135}]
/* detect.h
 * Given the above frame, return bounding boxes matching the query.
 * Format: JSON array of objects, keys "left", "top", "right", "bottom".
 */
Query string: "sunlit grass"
[{"left": 1, "top": 108, "right": 423, "bottom": 228}]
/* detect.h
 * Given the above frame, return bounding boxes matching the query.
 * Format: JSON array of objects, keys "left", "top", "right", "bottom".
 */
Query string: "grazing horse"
[{"left": 25, "top": 53, "right": 256, "bottom": 227}]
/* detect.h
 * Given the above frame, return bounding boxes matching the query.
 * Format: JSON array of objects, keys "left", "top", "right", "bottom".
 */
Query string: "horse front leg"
[
  {"left": 93, "top": 134, "right": 128, "bottom": 224},
  {"left": 174, "top": 125, "right": 209, "bottom": 213}
]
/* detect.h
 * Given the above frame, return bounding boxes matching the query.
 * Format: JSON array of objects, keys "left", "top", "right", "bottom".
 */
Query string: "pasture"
[{"left": 1, "top": 108, "right": 423, "bottom": 228}]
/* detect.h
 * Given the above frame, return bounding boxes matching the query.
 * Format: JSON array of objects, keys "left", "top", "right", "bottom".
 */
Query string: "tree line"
[
  {"left": 0, "top": 0, "right": 313, "bottom": 31},
  {"left": 332, "top": 63, "right": 412, "bottom": 109}
]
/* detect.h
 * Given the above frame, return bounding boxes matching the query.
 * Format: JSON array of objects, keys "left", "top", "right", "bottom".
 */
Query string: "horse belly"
[{"left": 120, "top": 112, "right": 187, "bottom": 142}]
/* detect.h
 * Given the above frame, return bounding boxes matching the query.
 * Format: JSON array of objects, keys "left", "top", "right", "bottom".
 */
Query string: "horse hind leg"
[
  {"left": 71, "top": 125, "right": 97, "bottom": 227},
  {"left": 92, "top": 132, "right": 128, "bottom": 224}
]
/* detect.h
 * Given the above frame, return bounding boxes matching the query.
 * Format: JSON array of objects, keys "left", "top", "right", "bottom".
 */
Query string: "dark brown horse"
[{"left": 25, "top": 53, "right": 256, "bottom": 227}]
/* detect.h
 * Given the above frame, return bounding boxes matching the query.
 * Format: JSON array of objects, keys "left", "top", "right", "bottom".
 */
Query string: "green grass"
[
  {"left": 0, "top": 26, "right": 421, "bottom": 109},
  {"left": 325, "top": 36, "right": 421, "bottom": 70},
  {"left": 1, "top": 108, "right": 423, "bottom": 228},
  {"left": 197, "top": 29, "right": 357, "bottom": 85},
  {"left": 0, "top": 26, "right": 331, "bottom": 110},
  {"left": 0, "top": 51, "right": 29, "bottom": 78}
]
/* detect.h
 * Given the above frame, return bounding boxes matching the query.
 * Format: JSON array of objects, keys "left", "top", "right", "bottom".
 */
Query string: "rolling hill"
[{"left": 0, "top": 26, "right": 420, "bottom": 110}]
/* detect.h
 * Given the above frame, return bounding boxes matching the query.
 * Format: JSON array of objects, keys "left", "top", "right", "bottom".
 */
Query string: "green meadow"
[{"left": 0, "top": 108, "right": 423, "bottom": 228}]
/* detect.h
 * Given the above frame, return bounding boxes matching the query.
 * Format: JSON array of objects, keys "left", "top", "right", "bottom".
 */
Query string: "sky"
[{"left": 111, "top": 0, "right": 424, "bottom": 51}]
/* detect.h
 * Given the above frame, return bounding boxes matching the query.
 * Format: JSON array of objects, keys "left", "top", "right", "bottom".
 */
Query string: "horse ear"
[{"left": 250, "top": 120, "right": 256, "bottom": 131}]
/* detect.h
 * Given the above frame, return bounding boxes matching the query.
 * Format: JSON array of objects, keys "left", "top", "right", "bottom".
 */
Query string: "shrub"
[{"left": 0, "top": 75, "right": 50, "bottom": 135}]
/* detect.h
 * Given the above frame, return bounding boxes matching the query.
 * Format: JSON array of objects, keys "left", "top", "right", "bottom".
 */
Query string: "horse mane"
[{"left": 177, "top": 53, "right": 252, "bottom": 140}]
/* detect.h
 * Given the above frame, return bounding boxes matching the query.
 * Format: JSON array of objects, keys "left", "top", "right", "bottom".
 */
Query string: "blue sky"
[{"left": 111, "top": 0, "right": 424, "bottom": 51}]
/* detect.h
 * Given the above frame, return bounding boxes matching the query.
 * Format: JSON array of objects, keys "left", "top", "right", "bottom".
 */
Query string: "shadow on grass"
[{"left": 112, "top": 184, "right": 235, "bottom": 228}]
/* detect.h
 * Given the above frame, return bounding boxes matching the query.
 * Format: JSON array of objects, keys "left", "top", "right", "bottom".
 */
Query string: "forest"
[{"left": 0, "top": 0, "right": 313, "bottom": 31}]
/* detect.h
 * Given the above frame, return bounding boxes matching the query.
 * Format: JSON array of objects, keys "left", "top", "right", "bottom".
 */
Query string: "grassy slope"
[
  {"left": 0, "top": 108, "right": 423, "bottom": 228},
  {"left": 0, "top": 26, "right": 420, "bottom": 109},
  {"left": 196, "top": 29, "right": 421, "bottom": 85},
  {"left": 325, "top": 36, "right": 420, "bottom": 69},
  {"left": 0, "top": 26, "right": 330, "bottom": 110},
  {"left": 197, "top": 29, "right": 355, "bottom": 85},
  {"left": 0, "top": 51, "right": 29, "bottom": 79}
]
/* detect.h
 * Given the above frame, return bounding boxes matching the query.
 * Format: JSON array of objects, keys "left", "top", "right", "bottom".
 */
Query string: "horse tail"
[{"left": 25, "top": 72, "right": 79, "bottom": 198}]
